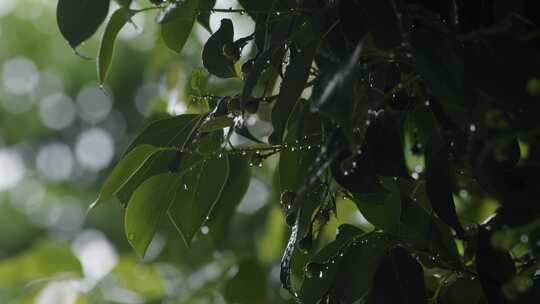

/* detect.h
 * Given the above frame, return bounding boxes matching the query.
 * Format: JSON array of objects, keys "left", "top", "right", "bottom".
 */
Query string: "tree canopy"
[{"left": 23, "top": 0, "right": 540, "bottom": 302}]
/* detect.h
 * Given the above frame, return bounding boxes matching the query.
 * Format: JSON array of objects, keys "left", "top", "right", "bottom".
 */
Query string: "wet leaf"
[
  {"left": 270, "top": 37, "right": 317, "bottom": 143},
  {"left": 92, "top": 144, "right": 166, "bottom": 208},
  {"left": 438, "top": 275, "right": 485, "bottom": 304},
  {"left": 97, "top": 7, "right": 135, "bottom": 84},
  {"left": 207, "top": 155, "right": 250, "bottom": 244},
  {"left": 410, "top": 28, "right": 470, "bottom": 128},
  {"left": 56, "top": 0, "right": 111, "bottom": 48},
  {"left": 476, "top": 226, "right": 516, "bottom": 304},
  {"left": 279, "top": 104, "right": 321, "bottom": 192},
  {"left": 331, "top": 148, "right": 382, "bottom": 195},
  {"left": 425, "top": 135, "right": 465, "bottom": 238},
  {"left": 160, "top": 0, "right": 199, "bottom": 53},
  {"left": 399, "top": 197, "right": 462, "bottom": 268},
  {"left": 199, "top": 116, "right": 234, "bottom": 132},
  {"left": 196, "top": 0, "right": 216, "bottom": 32},
  {"left": 125, "top": 173, "right": 182, "bottom": 257},
  {"left": 116, "top": 150, "right": 179, "bottom": 207},
  {"left": 115, "top": 114, "right": 202, "bottom": 206},
  {"left": 364, "top": 112, "right": 409, "bottom": 177},
  {"left": 125, "top": 114, "right": 201, "bottom": 153},
  {"left": 372, "top": 246, "right": 427, "bottom": 304},
  {"left": 167, "top": 154, "right": 229, "bottom": 245},
  {"left": 353, "top": 176, "right": 401, "bottom": 234},
  {"left": 241, "top": 50, "right": 271, "bottom": 103},
  {"left": 300, "top": 233, "right": 396, "bottom": 303},
  {"left": 311, "top": 42, "right": 364, "bottom": 141},
  {"left": 202, "top": 18, "right": 237, "bottom": 78}
]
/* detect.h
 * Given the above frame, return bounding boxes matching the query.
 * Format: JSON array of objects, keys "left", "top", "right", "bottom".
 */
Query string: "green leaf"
[
  {"left": 197, "top": 0, "right": 216, "bottom": 32},
  {"left": 300, "top": 233, "right": 396, "bottom": 303},
  {"left": 270, "top": 36, "right": 317, "bottom": 143},
  {"left": 125, "top": 173, "right": 182, "bottom": 257},
  {"left": 312, "top": 42, "right": 365, "bottom": 143},
  {"left": 438, "top": 275, "right": 485, "bottom": 304},
  {"left": 372, "top": 246, "right": 427, "bottom": 304},
  {"left": 353, "top": 176, "right": 401, "bottom": 234},
  {"left": 224, "top": 259, "right": 268, "bottom": 304},
  {"left": 331, "top": 147, "right": 383, "bottom": 195},
  {"left": 399, "top": 197, "right": 462, "bottom": 268},
  {"left": 168, "top": 153, "right": 230, "bottom": 245},
  {"left": 241, "top": 50, "right": 271, "bottom": 102},
  {"left": 56, "top": 0, "right": 111, "bottom": 48},
  {"left": 425, "top": 135, "right": 465, "bottom": 238},
  {"left": 116, "top": 150, "right": 179, "bottom": 207},
  {"left": 112, "top": 114, "right": 201, "bottom": 207},
  {"left": 476, "top": 226, "right": 516, "bottom": 303},
  {"left": 159, "top": 0, "right": 199, "bottom": 53},
  {"left": 199, "top": 116, "right": 234, "bottom": 132},
  {"left": 279, "top": 104, "right": 321, "bottom": 192},
  {"left": 92, "top": 144, "right": 165, "bottom": 208},
  {"left": 410, "top": 28, "right": 470, "bottom": 128},
  {"left": 125, "top": 114, "right": 201, "bottom": 153},
  {"left": 364, "top": 112, "right": 409, "bottom": 177},
  {"left": 299, "top": 227, "right": 362, "bottom": 303},
  {"left": 207, "top": 155, "right": 250, "bottom": 244},
  {"left": 97, "top": 8, "right": 135, "bottom": 84},
  {"left": 202, "top": 18, "right": 237, "bottom": 78}
]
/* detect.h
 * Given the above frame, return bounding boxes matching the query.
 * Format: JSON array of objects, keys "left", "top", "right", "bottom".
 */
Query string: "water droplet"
[
  {"left": 201, "top": 226, "right": 209, "bottom": 235},
  {"left": 469, "top": 124, "right": 477, "bottom": 132},
  {"left": 280, "top": 191, "right": 296, "bottom": 210},
  {"left": 241, "top": 151, "right": 247, "bottom": 155},
  {"left": 425, "top": 100, "right": 430, "bottom": 106},
  {"left": 218, "top": 153, "right": 223, "bottom": 158},
  {"left": 128, "top": 233, "right": 135, "bottom": 241},
  {"left": 183, "top": 184, "right": 188, "bottom": 190},
  {"left": 305, "top": 263, "right": 324, "bottom": 279}
]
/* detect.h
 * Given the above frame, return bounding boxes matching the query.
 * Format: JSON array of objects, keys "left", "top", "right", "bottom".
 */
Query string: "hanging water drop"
[
  {"left": 280, "top": 190, "right": 296, "bottom": 211},
  {"left": 304, "top": 262, "right": 324, "bottom": 279}
]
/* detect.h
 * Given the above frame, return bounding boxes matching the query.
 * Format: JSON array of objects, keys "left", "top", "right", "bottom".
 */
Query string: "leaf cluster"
[{"left": 56, "top": 0, "right": 540, "bottom": 303}]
